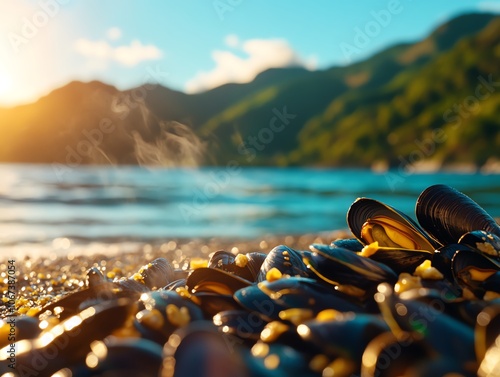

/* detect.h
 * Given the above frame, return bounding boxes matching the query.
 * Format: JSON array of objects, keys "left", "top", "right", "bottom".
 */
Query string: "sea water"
[{"left": 1, "top": 164, "right": 499, "bottom": 257}]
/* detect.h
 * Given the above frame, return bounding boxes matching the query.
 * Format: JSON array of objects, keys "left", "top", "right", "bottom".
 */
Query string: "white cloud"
[
  {"left": 74, "top": 38, "right": 162, "bottom": 67},
  {"left": 225, "top": 34, "right": 239, "bottom": 48},
  {"left": 106, "top": 27, "right": 122, "bottom": 41},
  {"left": 185, "top": 37, "right": 317, "bottom": 93},
  {"left": 478, "top": 1, "right": 500, "bottom": 12}
]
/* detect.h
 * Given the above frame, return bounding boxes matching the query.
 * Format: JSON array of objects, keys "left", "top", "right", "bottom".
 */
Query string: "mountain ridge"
[{"left": 0, "top": 12, "right": 498, "bottom": 169}]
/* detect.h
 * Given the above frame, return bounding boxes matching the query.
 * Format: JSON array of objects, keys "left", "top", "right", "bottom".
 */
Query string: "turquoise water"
[{"left": 1, "top": 164, "right": 500, "bottom": 255}]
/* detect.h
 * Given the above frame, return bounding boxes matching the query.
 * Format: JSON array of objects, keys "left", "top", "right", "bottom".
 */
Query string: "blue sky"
[{"left": 0, "top": 0, "right": 499, "bottom": 106}]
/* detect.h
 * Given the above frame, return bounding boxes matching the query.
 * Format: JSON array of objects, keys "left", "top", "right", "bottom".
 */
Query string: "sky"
[{"left": 0, "top": 0, "right": 499, "bottom": 107}]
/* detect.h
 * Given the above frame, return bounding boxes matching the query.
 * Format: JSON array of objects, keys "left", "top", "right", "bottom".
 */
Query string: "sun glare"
[{"left": 0, "top": 67, "right": 13, "bottom": 98}]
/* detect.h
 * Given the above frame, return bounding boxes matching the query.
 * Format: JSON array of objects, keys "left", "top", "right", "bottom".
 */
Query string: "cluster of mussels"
[{"left": 2, "top": 184, "right": 500, "bottom": 377}]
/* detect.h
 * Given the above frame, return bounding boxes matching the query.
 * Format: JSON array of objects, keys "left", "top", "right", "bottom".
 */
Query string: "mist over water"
[
  {"left": 74, "top": 94, "right": 206, "bottom": 168},
  {"left": 1, "top": 164, "right": 500, "bottom": 257}
]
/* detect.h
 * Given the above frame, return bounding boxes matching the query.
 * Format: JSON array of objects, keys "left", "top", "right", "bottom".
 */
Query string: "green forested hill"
[
  {"left": 288, "top": 15, "right": 500, "bottom": 168},
  {"left": 193, "top": 13, "right": 500, "bottom": 168}
]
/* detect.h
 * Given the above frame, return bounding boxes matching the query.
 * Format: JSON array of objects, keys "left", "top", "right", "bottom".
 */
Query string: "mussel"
[
  {"left": 451, "top": 247, "right": 500, "bottom": 299},
  {"left": 246, "top": 342, "right": 320, "bottom": 377},
  {"left": 134, "top": 290, "right": 204, "bottom": 345},
  {"left": 0, "top": 298, "right": 137, "bottom": 376},
  {"left": 305, "top": 244, "right": 398, "bottom": 294},
  {"left": 208, "top": 250, "right": 266, "bottom": 281},
  {"left": 39, "top": 284, "right": 139, "bottom": 321},
  {"left": 75, "top": 337, "right": 164, "bottom": 377},
  {"left": 358, "top": 242, "right": 434, "bottom": 274},
  {"left": 459, "top": 230, "right": 500, "bottom": 259},
  {"left": 256, "top": 245, "right": 310, "bottom": 282},
  {"left": 213, "top": 309, "right": 267, "bottom": 342},
  {"left": 330, "top": 238, "right": 364, "bottom": 252},
  {"left": 193, "top": 292, "right": 242, "bottom": 318},
  {"left": 186, "top": 268, "right": 251, "bottom": 295},
  {"left": 234, "top": 277, "right": 363, "bottom": 321},
  {"left": 162, "top": 321, "right": 248, "bottom": 377},
  {"left": 0, "top": 316, "right": 41, "bottom": 349},
  {"left": 416, "top": 184, "right": 500, "bottom": 245},
  {"left": 375, "top": 283, "right": 476, "bottom": 364},
  {"left": 360, "top": 332, "right": 432, "bottom": 377},
  {"left": 348, "top": 198, "right": 437, "bottom": 251},
  {"left": 297, "top": 312, "right": 389, "bottom": 363},
  {"left": 137, "top": 257, "right": 176, "bottom": 290},
  {"left": 432, "top": 243, "right": 472, "bottom": 282}
]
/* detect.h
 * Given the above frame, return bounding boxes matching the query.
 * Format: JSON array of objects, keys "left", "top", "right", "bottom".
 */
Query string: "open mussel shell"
[
  {"left": 0, "top": 298, "right": 137, "bottom": 376},
  {"left": 416, "top": 184, "right": 500, "bottom": 245},
  {"left": 306, "top": 244, "right": 398, "bottom": 292},
  {"left": 234, "top": 277, "right": 363, "bottom": 321},
  {"left": 297, "top": 312, "right": 389, "bottom": 363},
  {"left": 375, "top": 283, "right": 475, "bottom": 364},
  {"left": 347, "top": 198, "right": 437, "bottom": 251},
  {"left": 256, "top": 245, "right": 310, "bottom": 282},
  {"left": 162, "top": 321, "right": 248, "bottom": 377},
  {"left": 359, "top": 243, "right": 434, "bottom": 274},
  {"left": 186, "top": 267, "right": 251, "bottom": 295},
  {"left": 451, "top": 247, "right": 500, "bottom": 298},
  {"left": 433, "top": 243, "right": 472, "bottom": 282},
  {"left": 193, "top": 292, "right": 241, "bottom": 318},
  {"left": 459, "top": 230, "right": 500, "bottom": 260},
  {"left": 209, "top": 250, "right": 266, "bottom": 281}
]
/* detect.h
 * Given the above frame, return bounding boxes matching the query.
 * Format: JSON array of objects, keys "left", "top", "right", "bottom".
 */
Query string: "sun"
[
  {"left": 0, "top": 66, "right": 14, "bottom": 105},
  {"left": 0, "top": 66, "right": 12, "bottom": 91},
  {"left": 0, "top": 71, "right": 12, "bottom": 94}
]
